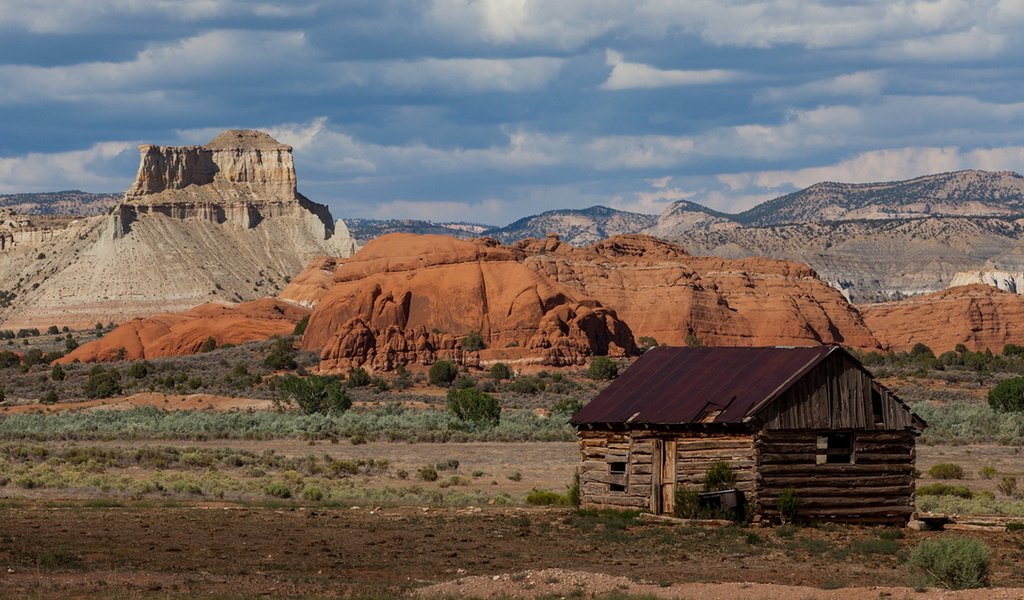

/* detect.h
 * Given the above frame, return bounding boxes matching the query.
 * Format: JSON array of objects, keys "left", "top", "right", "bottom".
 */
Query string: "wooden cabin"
[{"left": 571, "top": 346, "right": 926, "bottom": 524}]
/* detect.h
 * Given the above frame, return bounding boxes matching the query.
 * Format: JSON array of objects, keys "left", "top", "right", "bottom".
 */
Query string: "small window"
[
  {"left": 871, "top": 388, "right": 885, "bottom": 425},
  {"left": 608, "top": 460, "right": 627, "bottom": 492},
  {"left": 816, "top": 433, "right": 853, "bottom": 464}
]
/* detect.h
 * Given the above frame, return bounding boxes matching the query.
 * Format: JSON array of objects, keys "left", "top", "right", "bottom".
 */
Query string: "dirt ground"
[{"left": 1, "top": 503, "right": 1023, "bottom": 600}]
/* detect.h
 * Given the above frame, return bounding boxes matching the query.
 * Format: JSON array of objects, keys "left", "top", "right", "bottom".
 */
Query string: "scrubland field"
[{"left": 2, "top": 337, "right": 1024, "bottom": 598}]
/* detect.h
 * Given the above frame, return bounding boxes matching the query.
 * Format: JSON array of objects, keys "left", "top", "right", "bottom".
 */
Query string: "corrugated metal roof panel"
[{"left": 571, "top": 346, "right": 836, "bottom": 426}]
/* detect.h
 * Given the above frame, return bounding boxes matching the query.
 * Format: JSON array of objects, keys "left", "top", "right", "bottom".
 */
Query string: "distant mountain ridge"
[
  {"left": 484, "top": 206, "right": 658, "bottom": 246},
  {"left": 344, "top": 219, "right": 491, "bottom": 244},
  {"left": 0, "top": 190, "right": 121, "bottom": 216}
]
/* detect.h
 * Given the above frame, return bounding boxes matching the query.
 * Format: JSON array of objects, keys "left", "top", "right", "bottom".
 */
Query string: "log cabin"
[{"left": 570, "top": 346, "right": 926, "bottom": 524}]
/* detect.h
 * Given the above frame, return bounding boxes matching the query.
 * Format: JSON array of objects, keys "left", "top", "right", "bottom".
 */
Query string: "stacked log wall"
[{"left": 754, "top": 429, "right": 917, "bottom": 524}]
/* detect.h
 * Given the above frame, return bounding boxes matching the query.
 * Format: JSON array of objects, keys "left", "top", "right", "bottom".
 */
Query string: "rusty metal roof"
[{"left": 571, "top": 346, "right": 838, "bottom": 426}]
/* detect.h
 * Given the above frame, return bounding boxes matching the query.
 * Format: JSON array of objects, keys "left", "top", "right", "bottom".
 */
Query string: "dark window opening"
[
  {"left": 817, "top": 433, "right": 853, "bottom": 464},
  {"left": 609, "top": 460, "right": 627, "bottom": 492},
  {"left": 609, "top": 483, "right": 626, "bottom": 492},
  {"left": 609, "top": 461, "right": 626, "bottom": 474},
  {"left": 871, "top": 388, "right": 885, "bottom": 424}
]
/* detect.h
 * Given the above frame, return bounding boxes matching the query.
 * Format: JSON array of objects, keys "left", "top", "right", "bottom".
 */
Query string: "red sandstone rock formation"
[
  {"left": 861, "top": 284, "right": 1024, "bottom": 353},
  {"left": 278, "top": 256, "right": 343, "bottom": 308},
  {"left": 58, "top": 299, "right": 309, "bottom": 363},
  {"left": 300, "top": 234, "right": 635, "bottom": 371},
  {"left": 519, "top": 234, "right": 880, "bottom": 350}
]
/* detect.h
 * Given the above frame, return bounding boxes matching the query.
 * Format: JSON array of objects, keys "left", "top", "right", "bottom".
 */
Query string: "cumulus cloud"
[
  {"left": 756, "top": 71, "right": 888, "bottom": 104},
  {"left": 0, "top": 141, "right": 136, "bottom": 193},
  {"left": 600, "top": 50, "right": 738, "bottom": 90}
]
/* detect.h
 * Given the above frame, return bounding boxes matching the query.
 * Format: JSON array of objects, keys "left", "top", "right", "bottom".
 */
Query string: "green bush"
[
  {"left": 910, "top": 343, "right": 935, "bottom": 358},
  {"left": 200, "top": 337, "right": 217, "bottom": 353},
  {"left": 587, "top": 356, "right": 618, "bottom": 380},
  {"left": 47, "top": 325, "right": 60, "bottom": 335},
  {"left": 0, "top": 351, "right": 19, "bottom": 369},
  {"left": 263, "top": 337, "right": 297, "bottom": 370},
  {"left": 908, "top": 537, "right": 990, "bottom": 589},
  {"left": 127, "top": 362, "right": 149, "bottom": 379},
  {"left": 525, "top": 489, "right": 565, "bottom": 505},
  {"left": 50, "top": 364, "right": 65, "bottom": 381},
  {"left": 978, "top": 466, "right": 997, "bottom": 480},
  {"left": 507, "top": 376, "right": 544, "bottom": 394},
  {"left": 447, "top": 387, "right": 501, "bottom": 428},
  {"left": 929, "top": 463, "right": 965, "bottom": 479},
  {"left": 637, "top": 336, "right": 659, "bottom": 351},
  {"left": 917, "top": 483, "right": 973, "bottom": 498},
  {"left": 41, "top": 389, "right": 59, "bottom": 405},
  {"left": 428, "top": 360, "right": 458, "bottom": 386},
  {"left": 988, "top": 376, "right": 1024, "bottom": 412},
  {"left": 264, "top": 481, "right": 292, "bottom": 499},
  {"left": 292, "top": 315, "right": 310, "bottom": 337},
  {"left": 83, "top": 366, "right": 122, "bottom": 399},
  {"left": 777, "top": 488, "right": 800, "bottom": 523},
  {"left": 418, "top": 464, "right": 439, "bottom": 482},
  {"left": 673, "top": 488, "right": 701, "bottom": 518},
  {"left": 703, "top": 461, "right": 737, "bottom": 492},
  {"left": 997, "top": 476, "right": 1017, "bottom": 497},
  {"left": 684, "top": 333, "right": 701, "bottom": 347},
  {"left": 347, "top": 367, "right": 371, "bottom": 387},
  {"left": 276, "top": 375, "right": 351, "bottom": 415},
  {"left": 460, "top": 331, "right": 486, "bottom": 352},
  {"left": 489, "top": 363, "right": 511, "bottom": 380},
  {"left": 567, "top": 470, "right": 580, "bottom": 509}
]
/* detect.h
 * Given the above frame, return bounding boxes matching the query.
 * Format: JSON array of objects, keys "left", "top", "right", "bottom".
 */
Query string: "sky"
[{"left": 1, "top": 1, "right": 1024, "bottom": 225}]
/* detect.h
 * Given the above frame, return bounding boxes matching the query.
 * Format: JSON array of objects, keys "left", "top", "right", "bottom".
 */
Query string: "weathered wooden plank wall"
[{"left": 754, "top": 430, "right": 916, "bottom": 524}]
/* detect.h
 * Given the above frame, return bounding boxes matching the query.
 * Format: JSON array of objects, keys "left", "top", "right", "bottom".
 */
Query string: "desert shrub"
[
  {"left": 276, "top": 375, "right": 351, "bottom": 415},
  {"left": 1004, "top": 343, "right": 1024, "bottom": 357},
  {"left": 428, "top": 360, "right": 458, "bottom": 386},
  {"left": 587, "top": 356, "right": 618, "bottom": 380},
  {"left": 978, "top": 466, "right": 997, "bottom": 480},
  {"left": 64, "top": 336, "right": 78, "bottom": 353},
  {"left": 83, "top": 366, "right": 121, "bottom": 399},
  {"left": 452, "top": 376, "right": 476, "bottom": 390},
  {"left": 0, "top": 351, "right": 19, "bottom": 369},
  {"left": 507, "top": 376, "right": 544, "bottom": 394},
  {"left": 507, "top": 471, "right": 522, "bottom": 481},
  {"left": 673, "top": 488, "right": 701, "bottom": 518},
  {"left": 703, "top": 461, "right": 737, "bottom": 491},
  {"left": 551, "top": 398, "right": 584, "bottom": 418},
  {"left": 929, "top": 463, "right": 965, "bottom": 479},
  {"left": 567, "top": 470, "right": 580, "bottom": 508},
  {"left": 460, "top": 331, "right": 485, "bottom": 352},
  {"left": 50, "top": 364, "right": 65, "bottom": 381},
  {"left": 909, "top": 537, "right": 990, "bottom": 590},
  {"left": 127, "top": 362, "right": 149, "bottom": 379},
  {"left": 997, "top": 476, "right": 1018, "bottom": 497},
  {"left": 435, "top": 458, "right": 460, "bottom": 471},
  {"left": 264, "top": 481, "right": 292, "bottom": 498},
  {"left": 684, "top": 333, "right": 701, "bottom": 347},
  {"left": 301, "top": 485, "right": 324, "bottom": 501},
  {"left": 637, "top": 336, "right": 659, "bottom": 351},
  {"left": 418, "top": 464, "right": 439, "bottom": 482},
  {"left": 910, "top": 343, "right": 935, "bottom": 358},
  {"left": 988, "top": 376, "right": 1024, "bottom": 412},
  {"left": 41, "top": 389, "right": 59, "bottom": 405},
  {"left": 22, "top": 348, "right": 43, "bottom": 367},
  {"left": 526, "top": 489, "right": 565, "bottom": 505},
  {"left": 489, "top": 362, "right": 511, "bottom": 380},
  {"left": 917, "top": 483, "right": 973, "bottom": 498},
  {"left": 263, "top": 337, "right": 297, "bottom": 370},
  {"left": 347, "top": 367, "right": 371, "bottom": 387},
  {"left": 447, "top": 387, "right": 501, "bottom": 428},
  {"left": 292, "top": 315, "right": 310, "bottom": 337},
  {"left": 199, "top": 337, "right": 217, "bottom": 353},
  {"left": 777, "top": 488, "right": 800, "bottom": 523}
]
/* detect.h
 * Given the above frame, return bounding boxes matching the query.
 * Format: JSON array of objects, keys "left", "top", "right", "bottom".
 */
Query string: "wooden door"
[{"left": 651, "top": 439, "right": 676, "bottom": 514}]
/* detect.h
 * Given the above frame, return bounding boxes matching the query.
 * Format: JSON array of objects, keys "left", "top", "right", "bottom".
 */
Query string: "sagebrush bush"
[
  {"left": 275, "top": 375, "right": 351, "bottom": 415},
  {"left": 909, "top": 537, "right": 990, "bottom": 589},
  {"left": 929, "top": 463, "right": 965, "bottom": 479},
  {"left": 525, "top": 489, "right": 565, "bottom": 506},
  {"left": 488, "top": 363, "right": 511, "bottom": 380},
  {"left": 978, "top": 466, "right": 997, "bottom": 480},
  {"left": 347, "top": 367, "right": 371, "bottom": 387},
  {"left": 988, "top": 376, "right": 1024, "bottom": 412},
  {"left": 917, "top": 483, "right": 973, "bottom": 498}
]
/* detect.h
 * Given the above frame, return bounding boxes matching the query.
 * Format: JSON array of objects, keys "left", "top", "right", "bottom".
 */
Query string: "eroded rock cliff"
[
  {"left": 861, "top": 284, "right": 1024, "bottom": 353},
  {"left": 58, "top": 298, "right": 308, "bottom": 363},
  {"left": 300, "top": 234, "right": 635, "bottom": 371},
  {"left": 0, "top": 130, "right": 358, "bottom": 329}
]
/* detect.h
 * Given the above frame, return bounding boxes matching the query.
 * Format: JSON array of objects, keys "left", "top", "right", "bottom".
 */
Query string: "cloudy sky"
[{"left": 2, "top": 0, "right": 1024, "bottom": 224}]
